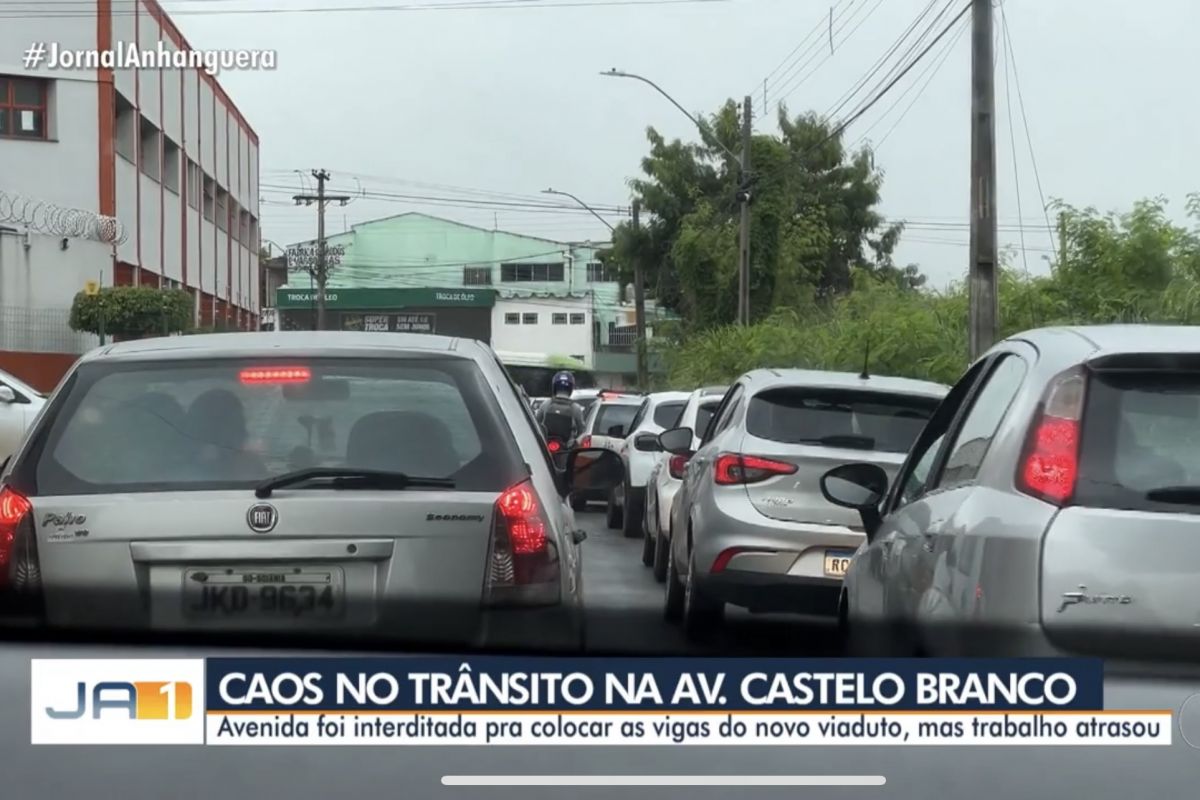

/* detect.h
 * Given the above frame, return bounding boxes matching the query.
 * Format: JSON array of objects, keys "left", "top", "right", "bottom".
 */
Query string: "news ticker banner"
[{"left": 30, "top": 657, "right": 1172, "bottom": 746}]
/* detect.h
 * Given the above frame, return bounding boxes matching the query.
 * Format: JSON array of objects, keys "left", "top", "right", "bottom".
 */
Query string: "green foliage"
[
  {"left": 664, "top": 195, "right": 1200, "bottom": 386},
  {"left": 69, "top": 286, "right": 194, "bottom": 339}
]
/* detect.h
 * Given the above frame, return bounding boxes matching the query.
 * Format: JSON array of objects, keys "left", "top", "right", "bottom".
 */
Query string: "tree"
[
  {"left": 609, "top": 102, "right": 912, "bottom": 328},
  {"left": 70, "top": 286, "right": 194, "bottom": 340}
]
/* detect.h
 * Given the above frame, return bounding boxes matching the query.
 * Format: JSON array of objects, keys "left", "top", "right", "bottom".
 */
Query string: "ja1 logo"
[
  {"left": 31, "top": 658, "right": 206, "bottom": 744},
  {"left": 46, "top": 680, "right": 192, "bottom": 720}
]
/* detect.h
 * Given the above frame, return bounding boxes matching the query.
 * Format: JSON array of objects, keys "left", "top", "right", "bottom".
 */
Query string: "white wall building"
[
  {"left": 0, "top": 0, "right": 260, "bottom": 390},
  {"left": 492, "top": 294, "right": 594, "bottom": 367}
]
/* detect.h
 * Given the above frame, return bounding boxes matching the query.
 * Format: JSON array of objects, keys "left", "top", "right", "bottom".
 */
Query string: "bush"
[{"left": 69, "top": 286, "right": 194, "bottom": 339}]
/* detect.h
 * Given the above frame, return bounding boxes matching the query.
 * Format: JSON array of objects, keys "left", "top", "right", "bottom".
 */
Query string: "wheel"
[
  {"left": 570, "top": 495, "right": 587, "bottom": 512},
  {"left": 651, "top": 521, "right": 670, "bottom": 583},
  {"left": 640, "top": 505, "right": 655, "bottom": 565},
  {"left": 622, "top": 483, "right": 644, "bottom": 539},
  {"left": 663, "top": 540, "right": 684, "bottom": 622},
  {"left": 605, "top": 490, "right": 623, "bottom": 530},
  {"left": 682, "top": 550, "right": 724, "bottom": 643}
]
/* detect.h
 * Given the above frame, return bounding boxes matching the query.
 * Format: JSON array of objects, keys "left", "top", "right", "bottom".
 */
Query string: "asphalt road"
[{"left": 576, "top": 508, "right": 843, "bottom": 657}]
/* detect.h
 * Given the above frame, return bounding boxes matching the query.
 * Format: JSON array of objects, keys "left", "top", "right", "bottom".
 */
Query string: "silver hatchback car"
[
  {"left": 0, "top": 332, "right": 623, "bottom": 651},
  {"left": 821, "top": 325, "right": 1200, "bottom": 661},
  {"left": 659, "top": 368, "right": 948, "bottom": 641}
]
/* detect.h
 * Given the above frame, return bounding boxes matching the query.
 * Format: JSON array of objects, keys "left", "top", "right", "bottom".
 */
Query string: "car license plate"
[
  {"left": 182, "top": 566, "right": 345, "bottom": 619},
  {"left": 823, "top": 550, "right": 854, "bottom": 578}
]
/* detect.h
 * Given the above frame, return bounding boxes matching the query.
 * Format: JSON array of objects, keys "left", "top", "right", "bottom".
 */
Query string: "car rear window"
[
  {"left": 653, "top": 401, "right": 686, "bottom": 429},
  {"left": 1076, "top": 370, "right": 1200, "bottom": 512},
  {"left": 25, "top": 357, "right": 526, "bottom": 495},
  {"left": 593, "top": 403, "right": 639, "bottom": 436},
  {"left": 695, "top": 401, "right": 721, "bottom": 440},
  {"left": 746, "top": 388, "right": 938, "bottom": 453}
]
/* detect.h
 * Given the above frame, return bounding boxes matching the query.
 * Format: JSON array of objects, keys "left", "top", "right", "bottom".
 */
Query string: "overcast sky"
[{"left": 171, "top": 0, "right": 1199, "bottom": 289}]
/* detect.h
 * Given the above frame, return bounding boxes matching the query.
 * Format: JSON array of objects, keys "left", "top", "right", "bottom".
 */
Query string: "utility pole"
[
  {"left": 968, "top": 0, "right": 997, "bottom": 359},
  {"left": 632, "top": 199, "right": 648, "bottom": 390},
  {"left": 293, "top": 169, "right": 350, "bottom": 331},
  {"left": 738, "top": 95, "right": 753, "bottom": 326},
  {"left": 1057, "top": 211, "right": 1067, "bottom": 270}
]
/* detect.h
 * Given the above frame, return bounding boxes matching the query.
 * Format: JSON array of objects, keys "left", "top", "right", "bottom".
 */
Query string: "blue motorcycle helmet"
[{"left": 551, "top": 370, "right": 576, "bottom": 398}]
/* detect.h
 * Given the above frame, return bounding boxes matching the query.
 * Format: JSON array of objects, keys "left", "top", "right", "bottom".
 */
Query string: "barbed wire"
[{"left": 0, "top": 189, "right": 127, "bottom": 244}]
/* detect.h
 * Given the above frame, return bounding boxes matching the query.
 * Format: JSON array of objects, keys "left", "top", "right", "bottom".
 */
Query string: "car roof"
[
  {"left": 736, "top": 368, "right": 949, "bottom": 398},
  {"left": 648, "top": 391, "right": 691, "bottom": 404},
  {"left": 78, "top": 331, "right": 476, "bottom": 363},
  {"left": 1011, "top": 324, "right": 1200, "bottom": 357},
  {"left": 595, "top": 395, "right": 643, "bottom": 407}
]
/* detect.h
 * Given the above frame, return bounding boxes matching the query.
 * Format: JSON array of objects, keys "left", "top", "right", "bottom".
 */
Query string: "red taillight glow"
[
  {"left": 710, "top": 547, "right": 745, "bottom": 573},
  {"left": 714, "top": 453, "right": 798, "bottom": 485},
  {"left": 1017, "top": 368, "right": 1086, "bottom": 505},
  {"left": 546, "top": 439, "right": 562, "bottom": 453},
  {"left": 239, "top": 366, "right": 311, "bottom": 384},
  {"left": 578, "top": 435, "right": 592, "bottom": 449},
  {"left": 496, "top": 482, "right": 546, "bottom": 555},
  {"left": 668, "top": 454, "right": 688, "bottom": 480},
  {"left": 0, "top": 485, "right": 31, "bottom": 573}
]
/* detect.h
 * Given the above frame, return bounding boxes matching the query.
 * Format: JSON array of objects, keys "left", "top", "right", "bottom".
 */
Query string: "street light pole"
[
  {"left": 602, "top": 69, "right": 752, "bottom": 325},
  {"left": 543, "top": 187, "right": 647, "bottom": 389}
]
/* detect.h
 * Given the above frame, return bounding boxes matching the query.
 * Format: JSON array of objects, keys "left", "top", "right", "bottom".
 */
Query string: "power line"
[
  {"left": 1000, "top": 7, "right": 1031, "bottom": 282},
  {"left": 259, "top": 184, "right": 631, "bottom": 217},
  {"left": 851, "top": 15, "right": 968, "bottom": 150},
  {"left": 1000, "top": 0, "right": 1056, "bottom": 259},
  {"left": 755, "top": 0, "right": 850, "bottom": 103},
  {"left": 801, "top": 1, "right": 970, "bottom": 158},
  {"left": 769, "top": 0, "right": 879, "bottom": 110},
  {"left": 0, "top": 0, "right": 730, "bottom": 18},
  {"left": 822, "top": 0, "right": 939, "bottom": 122}
]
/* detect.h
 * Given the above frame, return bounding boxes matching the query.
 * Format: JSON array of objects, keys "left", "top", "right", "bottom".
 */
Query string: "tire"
[
  {"left": 663, "top": 541, "right": 684, "bottom": 622},
  {"left": 651, "top": 521, "right": 670, "bottom": 583},
  {"left": 622, "top": 483, "right": 644, "bottom": 539},
  {"left": 570, "top": 495, "right": 587, "bottom": 512},
  {"left": 640, "top": 519, "right": 655, "bottom": 566},
  {"left": 605, "top": 490, "right": 623, "bottom": 530},
  {"left": 682, "top": 550, "right": 724, "bottom": 643}
]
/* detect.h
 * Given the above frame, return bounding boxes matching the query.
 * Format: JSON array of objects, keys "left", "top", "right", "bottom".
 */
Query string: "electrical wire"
[
  {"left": 1000, "top": 12, "right": 1032, "bottom": 282},
  {"left": 1000, "top": 0, "right": 1056, "bottom": 260},
  {"left": 772, "top": 0, "right": 885, "bottom": 109},
  {"left": 0, "top": 0, "right": 730, "bottom": 18},
  {"left": 755, "top": 0, "right": 850, "bottom": 105}
]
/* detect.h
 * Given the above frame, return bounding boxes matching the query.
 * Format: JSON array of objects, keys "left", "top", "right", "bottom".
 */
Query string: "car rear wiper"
[
  {"left": 795, "top": 434, "right": 877, "bottom": 450},
  {"left": 255, "top": 467, "right": 455, "bottom": 498},
  {"left": 1144, "top": 486, "right": 1200, "bottom": 505}
]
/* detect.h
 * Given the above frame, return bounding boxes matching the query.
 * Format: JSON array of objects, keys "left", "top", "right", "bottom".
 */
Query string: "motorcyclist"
[{"left": 535, "top": 370, "right": 586, "bottom": 447}]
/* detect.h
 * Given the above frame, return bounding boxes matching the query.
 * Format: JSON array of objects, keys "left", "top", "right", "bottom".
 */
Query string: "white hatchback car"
[
  {"left": 0, "top": 368, "right": 46, "bottom": 465},
  {"left": 609, "top": 391, "right": 690, "bottom": 538}
]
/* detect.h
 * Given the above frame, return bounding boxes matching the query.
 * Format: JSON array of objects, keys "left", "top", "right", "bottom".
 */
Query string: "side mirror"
[
  {"left": 820, "top": 463, "right": 889, "bottom": 540},
  {"left": 658, "top": 426, "right": 694, "bottom": 456},
  {"left": 606, "top": 424, "right": 626, "bottom": 437},
  {"left": 566, "top": 448, "right": 625, "bottom": 494},
  {"left": 633, "top": 432, "right": 661, "bottom": 452},
  {"left": 0, "top": 386, "right": 15, "bottom": 404}
]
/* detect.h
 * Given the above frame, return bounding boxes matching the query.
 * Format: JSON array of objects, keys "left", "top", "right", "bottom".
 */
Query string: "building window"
[
  {"left": 504, "top": 312, "right": 520, "bottom": 325},
  {"left": 463, "top": 266, "right": 491, "bottom": 286},
  {"left": 139, "top": 117, "right": 160, "bottom": 181},
  {"left": 229, "top": 200, "right": 240, "bottom": 242},
  {"left": 587, "top": 261, "right": 618, "bottom": 282},
  {"left": 186, "top": 161, "right": 201, "bottom": 209},
  {"left": 552, "top": 313, "right": 567, "bottom": 325},
  {"left": 522, "top": 313, "right": 538, "bottom": 325},
  {"left": 0, "top": 76, "right": 48, "bottom": 139},
  {"left": 215, "top": 187, "right": 228, "bottom": 231},
  {"left": 500, "top": 262, "right": 565, "bottom": 282},
  {"left": 249, "top": 216, "right": 258, "bottom": 250},
  {"left": 240, "top": 210, "right": 250, "bottom": 246},
  {"left": 163, "top": 137, "right": 180, "bottom": 193},
  {"left": 115, "top": 93, "right": 136, "bottom": 161},
  {"left": 569, "top": 313, "right": 586, "bottom": 325},
  {"left": 203, "top": 176, "right": 215, "bottom": 221}
]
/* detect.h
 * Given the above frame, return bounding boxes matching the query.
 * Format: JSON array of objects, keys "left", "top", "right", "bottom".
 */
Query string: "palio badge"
[{"left": 30, "top": 659, "right": 206, "bottom": 744}]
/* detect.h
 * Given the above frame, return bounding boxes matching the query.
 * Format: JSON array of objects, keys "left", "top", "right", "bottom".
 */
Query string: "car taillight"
[
  {"left": 668, "top": 454, "right": 688, "bottom": 480},
  {"left": 1017, "top": 366, "right": 1086, "bottom": 505},
  {"left": 710, "top": 547, "right": 747, "bottom": 573},
  {"left": 714, "top": 453, "right": 798, "bottom": 485},
  {"left": 483, "top": 480, "right": 559, "bottom": 607},
  {"left": 578, "top": 435, "right": 592, "bottom": 449},
  {"left": 546, "top": 439, "right": 562, "bottom": 453},
  {"left": 0, "top": 485, "right": 31, "bottom": 585},
  {"left": 239, "top": 366, "right": 311, "bottom": 384}
]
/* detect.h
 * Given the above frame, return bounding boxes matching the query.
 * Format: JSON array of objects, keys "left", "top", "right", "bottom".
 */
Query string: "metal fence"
[{"left": 0, "top": 305, "right": 97, "bottom": 353}]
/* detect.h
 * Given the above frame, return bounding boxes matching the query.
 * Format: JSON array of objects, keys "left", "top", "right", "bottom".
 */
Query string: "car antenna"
[{"left": 859, "top": 341, "right": 871, "bottom": 380}]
